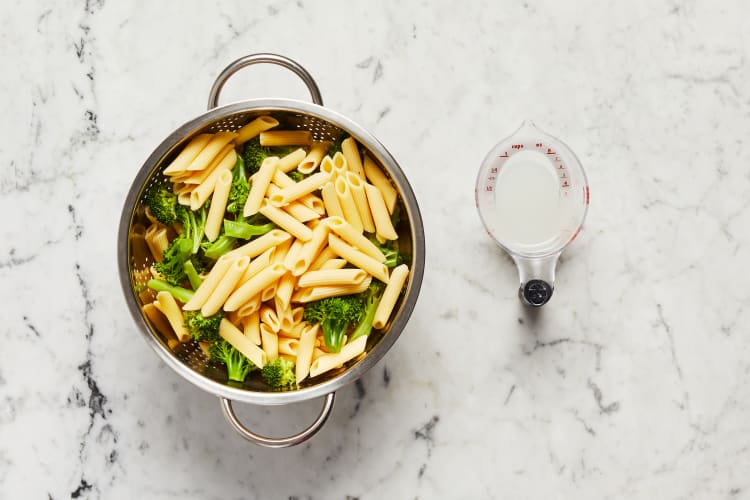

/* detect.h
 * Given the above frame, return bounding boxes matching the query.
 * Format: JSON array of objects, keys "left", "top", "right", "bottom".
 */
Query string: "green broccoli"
[
  {"left": 303, "top": 295, "right": 365, "bottom": 353},
  {"left": 147, "top": 279, "right": 194, "bottom": 303},
  {"left": 288, "top": 170, "right": 305, "bottom": 182},
  {"left": 201, "top": 234, "right": 236, "bottom": 260},
  {"left": 209, "top": 339, "right": 257, "bottom": 384},
  {"left": 144, "top": 186, "right": 178, "bottom": 225},
  {"left": 223, "top": 219, "right": 275, "bottom": 240},
  {"left": 370, "top": 237, "right": 402, "bottom": 268},
  {"left": 226, "top": 155, "right": 250, "bottom": 216},
  {"left": 175, "top": 204, "right": 208, "bottom": 255},
  {"left": 184, "top": 310, "right": 222, "bottom": 342},
  {"left": 242, "top": 136, "right": 300, "bottom": 174},
  {"left": 329, "top": 135, "right": 346, "bottom": 155},
  {"left": 261, "top": 357, "right": 296, "bottom": 390},
  {"left": 349, "top": 282, "right": 385, "bottom": 342},
  {"left": 153, "top": 237, "right": 193, "bottom": 286},
  {"left": 183, "top": 259, "right": 202, "bottom": 289}
]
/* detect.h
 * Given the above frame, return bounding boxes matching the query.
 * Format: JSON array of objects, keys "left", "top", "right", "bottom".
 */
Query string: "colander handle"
[
  {"left": 219, "top": 392, "right": 335, "bottom": 448},
  {"left": 207, "top": 53, "right": 324, "bottom": 109}
]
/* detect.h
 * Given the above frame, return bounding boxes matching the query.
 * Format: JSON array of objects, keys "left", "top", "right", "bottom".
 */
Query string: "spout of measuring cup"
[{"left": 512, "top": 253, "right": 560, "bottom": 307}]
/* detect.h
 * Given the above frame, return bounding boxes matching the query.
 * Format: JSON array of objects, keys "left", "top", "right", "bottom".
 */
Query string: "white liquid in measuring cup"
[{"left": 493, "top": 150, "right": 562, "bottom": 250}]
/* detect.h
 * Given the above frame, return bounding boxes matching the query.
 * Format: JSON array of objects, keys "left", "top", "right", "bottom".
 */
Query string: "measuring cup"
[{"left": 475, "top": 121, "right": 589, "bottom": 306}]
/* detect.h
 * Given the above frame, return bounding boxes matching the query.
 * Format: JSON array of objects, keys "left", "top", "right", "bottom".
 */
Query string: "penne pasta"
[
  {"left": 309, "top": 336, "right": 367, "bottom": 378},
  {"left": 324, "top": 216, "right": 386, "bottom": 262},
  {"left": 153, "top": 291, "right": 190, "bottom": 342},
  {"left": 299, "top": 142, "right": 331, "bottom": 174},
  {"left": 295, "top": 323, "right": 318, "bottom": 383},
  {"left": 226, "top": 229, "right": 291, "bottom": 260},
  {"left": 328, "top": 234, "right": 389, "bottom": 283},
  {"left": 180, "top": 145, "right": 235, "bottom": 185},
  {"left": 332, "top": 152, "right": 348, "bottom": 176},
  {"left": 204, "top": 169, "right": 233, "bottom": 242},
  {"left": 142, "top": 303, "right": 179, "bottom": 349},
  {"left": 363, "top": 154, "right": 398, "bottom": 214},
  {"left": 190, "top": 163, "right": 233, "bottom": 210},
  {"left": 243, "top": 156, "right": 278, "bottom": 216},
  {"left": 182, "top": 255, "right": 234, "bottom": 311},
  {"left": 267, "top": 185, "right": 319, "bottom": 222},
  {"left": 278, "top": 336, "right": 300, "bottom": 357},
  {"left": 260, "top": 281, "right": 278, "bottom": 302},
  {"left": 260, "top": 323, "right": 279, "bottom": 360},
  {"left": 242, "top": 311, "right": 261, "bottom": 345},
  {"left": 187, "top": 132, "right": 237, "bottom": 171},
  {"left": 144, "top": 223, "right": 169, "bottom": 262},
  {"left": 260, "top": 130, "right": 312, "bottom": 147},
  {"left": 224, "top": 263, "right": 287, "bottom": 311},
  {"left": 241, "top": 247, "right": 275, "bottom": 282},
  {"left": 298, "top": 268, "right": 368, "bottom": 288},
  {"left": 289, "top": 222, "right": 329, "bottom": 276},
  {"left": 282, "top": 238, "right": 305, "bottom": 271},
  {"left": 260, "top": 305, "right": 281, "bottom": 333},
  {"left": 321, "top": 181, "right": 344, "bottom": 218},
  {"left": 275, "top": 272, "right": 297, "bottom": 311},
  {"left": 341, "top": 137, "right": 365, "bottom": 178},
  {"left": 268, "top": 171, "right": 330, "bottom": 207},
  {"left": 320, "top": 156, "right": 336, "bottom": 181},
  {"left": 319, "top": 258, "right": 347, "bottom": 270},
  {"left": 291, "top": 276, "right": 372, "bottom": 303},
  {"left": 292, "top": 306, "right": 304, "bottom": 324},
  {"left": 373, "top": 264, "right": 410, "bottom": 329},
  {"left": 259, "top": 202, "right": 313, "bottom": 241},
  {"left": 163, "top": 134, "right": 213, "bottom": 175},
  {"left": 235, "top": 116, "right": 279, "bottom": 145},
  {"left": 345, "top": 172, "right": 376, "bottom": 233},
  {"left": 309, "top": 246, "right": 338, "bottom": 271},
  {"left": 201, "top": 256, "right": 250, "bottom": 316},
  {"left": 236, "top": 294, "right": 262, "bottom": 318},
  {"left": 219, "top": 318, "right": 266, "bottom": 368},
  {"left": 364, "top": 183, "right": 399, "bottom": 240},
  {"left": 334, "top": 176, "right": 363, "bottom": 232},
  {"left": 277, "top": 148, "right": 307, "bottom": 173}
]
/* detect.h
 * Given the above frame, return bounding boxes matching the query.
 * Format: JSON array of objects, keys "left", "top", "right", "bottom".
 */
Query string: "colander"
[{"left": 117, "top": 54, "right": 425, "bottom": 448}]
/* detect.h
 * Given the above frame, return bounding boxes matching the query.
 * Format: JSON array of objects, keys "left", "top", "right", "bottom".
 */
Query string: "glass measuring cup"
[{"left": 475, "top": 121, "right": 589, "bottom": 306}]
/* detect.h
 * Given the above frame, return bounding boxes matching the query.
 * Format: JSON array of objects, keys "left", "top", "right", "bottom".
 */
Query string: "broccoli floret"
[
  {"left": 201, "top": 234, "right": 236, "bottom": 260},
  {"left": 208, "top": 339, "right": 256, "bottom": 384},
  {"left": 241, "top": 137, "right": 300, "bottom": 174},
  {"left": 226, "top": 155, "right": 250, "bottom": 216},
  {"left": 288, "top": 170, "right": 305, "bottom": 182},
  {"left": 183, "top": 259, "right": 202, "bottom": 290},
  {"left": 303, "top": 295, "right": 365, "bottom": 353},
  {"left": 184, "top": 310, "right": 222, "bottom": 342},
  {"left": 175, "top": 204, "right": 208, "bottom": 255},
  {"left": 144, "top": 186, "right": 178, "bottom": 225},
  {"left": 223, "top": 219, "right": 275, "bottom": 240},
  {"left": 370, "top": 238, "right": 402, "bottom": 268},
  {"left": 329, "top": 135, "right": 346, "bottom": 155},
  {"left": 349, "top": 282, "right": 385, "bottom": 342},
  {"left": 261, "top": 357, "right": 296, "bottom": 390},
  {"left": 154, "top": 237, "right": 193, "bottom": 286},
  {"left": 147, "top": 279, "right": 194, "bottom": 304}
]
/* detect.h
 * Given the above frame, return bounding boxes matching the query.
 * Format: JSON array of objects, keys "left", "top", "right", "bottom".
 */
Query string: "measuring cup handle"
[
  {"left": 513, "top": 253, "right": 560, "bottom": 307},
  {"left": 207, "top": 53, "right": 324, "bottom": 110},
  {"left": 219, "top": 392, "right": 335, "bottom": 448}
]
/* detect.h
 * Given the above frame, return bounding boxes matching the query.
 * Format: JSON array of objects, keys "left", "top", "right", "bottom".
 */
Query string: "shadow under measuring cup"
[{"left": 475, "top": 121, "right": 589, "bottom": 306}]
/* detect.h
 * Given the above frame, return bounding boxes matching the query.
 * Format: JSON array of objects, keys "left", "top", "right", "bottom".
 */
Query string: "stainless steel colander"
[{"left": 117, "top": 54, "right": 424, "bottom": 448}]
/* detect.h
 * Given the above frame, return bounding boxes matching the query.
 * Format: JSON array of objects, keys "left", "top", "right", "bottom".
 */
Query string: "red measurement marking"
[
  {"left": 500, "top": 152, "right": 509, "bottom": 158},
  {"left": 490, "top": 167, "right": 498, "bottom": 173},
  {"left": 485, "top": 185, "right": 493, "bottom": 191},
  {"left": 571, "top": 226, "right": 582, "bottom": 241},
  {"left": 562, "top": 181, "right": 570, "bottom": 188},
  {"left": 560, "top": 173, "right": 567, "bottom": 178},
  {"left": 511, "top": 144, "right": 524, "bottom": 149},
  {"left": 488, "top": 176, "right": 496, "bottom": 181},
  {"left": 547, "top": 148, "right": 556, "bottom": 154},
  {"left": 584, "top": 186, "right": 590, "bottom": 204},
  {"left": 558, "top": 164, "right": 565, "bottom": 169},
  {"left": 535, "top": 143, "right": 543, "bottom": 148},
  {"left": 555, "top": 156, "right": 560, "bottom": 161}
]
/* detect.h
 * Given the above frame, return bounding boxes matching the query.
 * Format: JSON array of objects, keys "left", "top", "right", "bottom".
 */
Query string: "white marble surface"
[{"left": 3, "top": 0, "right": 750, "bottom": 498}]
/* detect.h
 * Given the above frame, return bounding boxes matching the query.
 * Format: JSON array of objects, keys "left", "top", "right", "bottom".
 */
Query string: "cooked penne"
[
  {"left": 242, "top": 311, "right": 261, "bottom": 345},
  {"left": 321, "top": 181, "right": 344, "bottom": 218},
  {"left": 260, "top": 130, "right": 312, "bottom": 147},
  {"left": 260, "top": 305, "right": 281, "bottom": 333},
  {"left": 298, "top": 268, "right": 368, "bottom": 288},
  {"left": 363, "top": 154, "right": 397, "bottom": 214},
  {"left": 332, "top": 152, "right": 348, "bottom": 175},
  {"left": 219, "top": 318, "right": 266, "bottom": 368},
  {"left": 153, "top": 291, "right": 190, "bottom": 342},
  {"left": 187, "top": 131, "right": 237, "bottom": 171},
  {"left": 277, "top": 304, "right": 295, "bottom": 333},
  {"left": 180, "top": 145, "right": 235, "bottom": 186},
  {"left": 267, "top": 185, "right": 319, "bottom": 222},
  {"left": 292, "top": 306, "right": 304, "bottom": 324},
  {"left": 324, "top": 216, "right": 386, "bottom": 262},
  {"left": 235, "top": 116, "right": 279, "bottom": 145},
  {"left": 201, "top": 256, "right": 249, "bottom": 316},
  {"left": 240, "top": 247, "right": 276, "bottom": 282},
  {"left": 260, "top": 323, "right": 279, "bottom": 360},
  {"left": 277, "top": 148, "right": 307, "bottom": 173},
  {"left": 318, "top": 258, "right": 347, "bottom": 270},
  {"left": 320, "top": 156, "right": 336, "bottom": 180},
  {"left": 295, "top": 323, "right": 318, "bottom": 383},
  {"left": 282, "top": 238, "right": 305, "bottom": 271},
  {"left": 144, "top": 223, "right": 169, "bottom": 262},
  {"left": 268, "top": 171, "right": 330, "bottom": 207},
  {"left": 289, "top": 222, "right": 329, "bottom": 276},
  {"left": 364, "top": 183, "right": 399, "bottom": 240},
  {"left": 259, "top": 202, "right": 313, "bottom": 241},
  {"left": 292, "top": 277, "right": 372, "bottom": 303},
  {"left": 341, "top": 137, "right": 365, "bottom": 178},
  {"left": 309, "top": 336, "right": 367, "bottom": 378},
  {"left": 299, "top": 142, "right": 331, "bottom": 174},
  {"left": 345, "top": 172, "right": 375, "bottom": 233},
  {"left": 272, "top": 169, "right": 295, "bottom": 188},
  {"left": 177, "top": 191, "right": 191, "bottom": 206},
  {"left": 243, "top": 156, "right": 279, "bottom": 216},
  {"left": 278, "top": 337, "right": 300, "bottom": 356},
  {"left": 334, "top": 176, "right": 363, "bottom": 232},
  {"left": 260, "top": 281, "right": 277, "bottom": 302},
  {"left": 224, "top": 263, "right": 287, "bottom": 311},
  {"left": 227, "top": 229, "right": 291, "bottom": 260},
  {"left": 163, "top": 134, "right": 213, "bottom": 175},
  {"left": 373, "top": 264, "right": 409, "bottom": 329},
  {"left": 142, "top": 303, "right": 179, "bottom": 349},
  {"left": 328, "top": 234, "right": 389, "bottom": 283},
  {"left": 236, "top": 294, "right": 262, "bottom": 318},
  {"left": 204, "top": 169, "right": 233, "bottom": 242},
  {"left": 309, "top": 246, "right": 338, "bottom": 271},
  {"left": 275, "top": 272, "right": 297, "bottom": 311},
  {"left": 190, "top": 163, "right": 233, "bottom": 210},
  {"left": 182, "top": 254, "right": 234, "bottom": 310}
]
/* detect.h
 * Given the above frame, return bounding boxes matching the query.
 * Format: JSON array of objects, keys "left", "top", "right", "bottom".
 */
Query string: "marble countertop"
[{"left": 3, "top": 1, "right": 750, "bottom": 498}]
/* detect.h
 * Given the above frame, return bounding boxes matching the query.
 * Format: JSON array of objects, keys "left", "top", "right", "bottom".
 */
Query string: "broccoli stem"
[
  {"left": 183, "top": 260, "right": 202, "bottom": 290},
  {"left": 203, "top": 235, "right": 236, "bottom": 260},
  {"left": 349, "top": 295, "right": 381, "bottom": 342},
  {"left": 223, "top": 219, "right": 275, "bottom": 240},
  {"left": 147, "top": 279, "right": 194, "bottom": 303}
]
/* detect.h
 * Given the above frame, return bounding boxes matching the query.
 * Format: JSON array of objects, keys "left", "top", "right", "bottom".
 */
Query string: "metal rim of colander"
[{"left": 118, "top": 97, "right": 425, "bottom": 406}]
